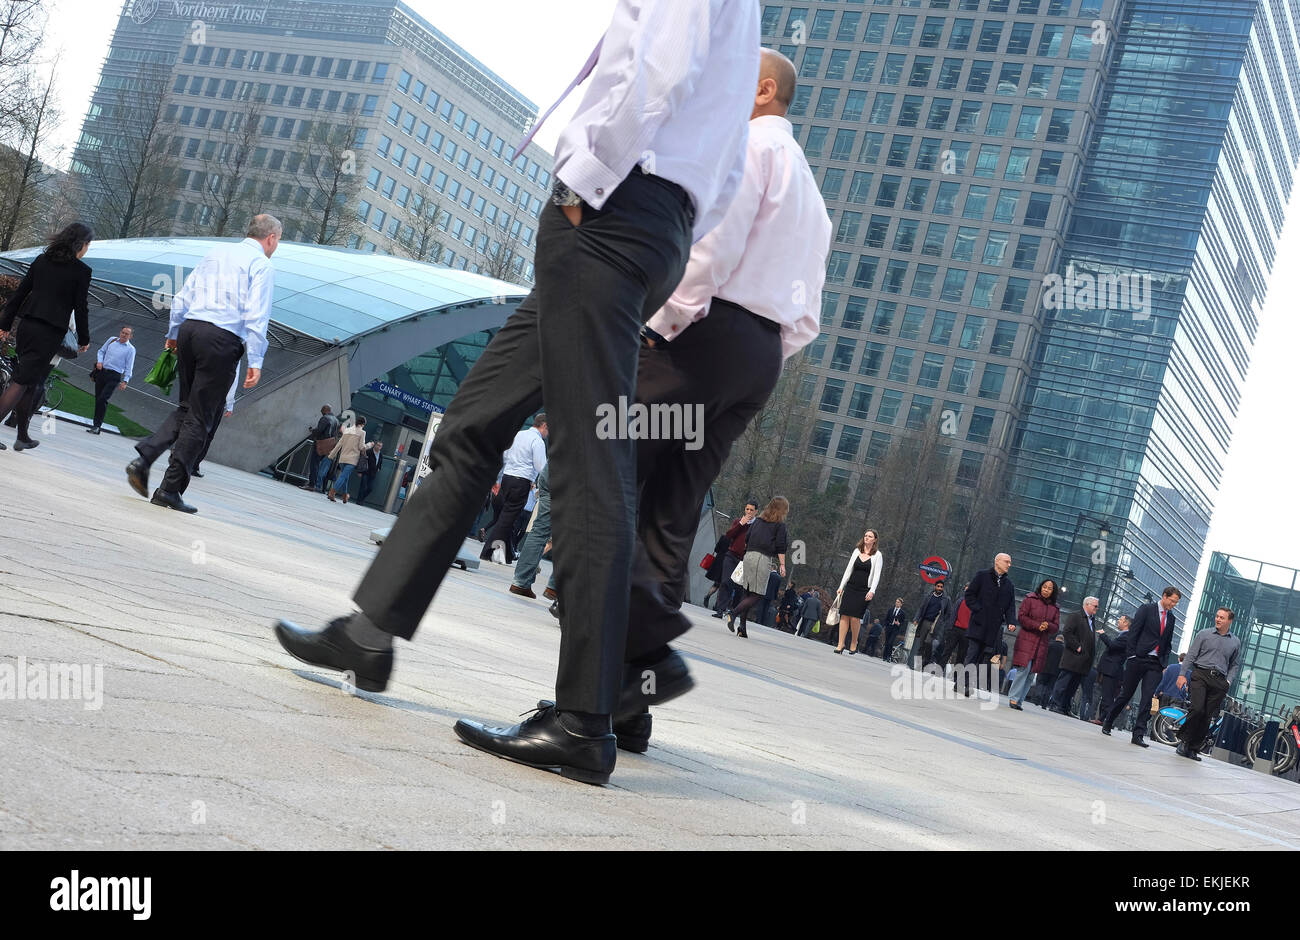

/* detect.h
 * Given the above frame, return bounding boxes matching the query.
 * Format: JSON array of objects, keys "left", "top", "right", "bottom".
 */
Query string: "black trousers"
[
  {"left": 625, "top": 301, "right": 783, "bottom": 660},
  {"left": 1097, "top": 672, "right": 1121, "bottom": 721},
  {"left": 958, "top": 639, "right": 998, "bottom": 693},
  {"left": 1179, "top": 665, "right": 1229, "bottom": 748},
  {"left": 481, "top": 474, "right": 532, "bottom": 561},
  {"left": 193, "top": 408, "right": 224, "bottom": 472},
  {"left": 136, "top": 319, "right": 243, "bottom": 495},
  {"left": 939, "top": 628, "right": 967, "bottom": 669},
  {"left": 352, "top": 170, "right": 692, "bottom": 715},
  {"left": 1104, "top": 657, "right": 1163, "bottom": 737},
  {"left": 881, "top": 623, "right": 904, "bottom": 661},
  {"left": 715, "top": 554, "right": 742, "bottom": 611},
  {"left": 1079, "top": 669, "right": 1099, "bottom": 718},
  {"left": 357, "top": 471, "right": 376, "bottom": 505},
  {"left": 1051, "top": 669, "right": 1085, "bottom": 712},
  {"left": 92, "top": 369, "right": 123, "bottom": 427}
]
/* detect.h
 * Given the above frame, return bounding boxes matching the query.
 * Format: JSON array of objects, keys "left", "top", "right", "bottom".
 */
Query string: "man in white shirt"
[
  {"left": 275, "top": 1, "right": 759, "bottom": 786},
  {"left": 480, "top": 413, "right": 548, "bottom": 563},
  {"left": 614, "top": 49, "right": 831, "bottom": 749},
  {"left": 127, "top": 214, "right": 279, "bottom": 512},
  {"left": 88, "top": 325, "right": 136, "bottom": 434}
]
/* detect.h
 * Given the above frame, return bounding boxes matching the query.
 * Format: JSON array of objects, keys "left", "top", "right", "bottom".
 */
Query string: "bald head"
[
  {"left": 994, "top": 553, "right": 1012, "bottom": 575},
  {"left": 753, "top": 48, "right": 796, "bottom": 118}
]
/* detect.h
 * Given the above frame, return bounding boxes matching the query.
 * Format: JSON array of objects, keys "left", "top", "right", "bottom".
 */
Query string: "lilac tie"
[{"left": 512, "top": 37, "right": 603, "bottom": 160}]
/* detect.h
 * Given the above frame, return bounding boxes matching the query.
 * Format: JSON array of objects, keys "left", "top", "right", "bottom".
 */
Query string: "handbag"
[
  {"left": 826, "top": 596, "right": 841, "bottom": 627},
  {"left": 144, "top": 348, "right": 179, "bottom": 396},
  {"left": 699, "top": 552, "right": 715, "bottom": 570},
  {"left": 315, "top": 437, "right": 337, "bottom": 457},
  {"left": 730, "top": 558, "right": 746, "bottom": 586}
]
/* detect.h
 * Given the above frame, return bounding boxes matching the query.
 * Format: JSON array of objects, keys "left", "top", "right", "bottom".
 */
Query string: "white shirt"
[
  {"left": 224, "top": 373, "right": 238, "bottom": 414},
  {"left": 647, "top": 115, "right": 831, "bottom": 359},
  {"left": 838, "top": 548, "right": 884, "bottom": 597},
  {"left": 501, "top": 427, "right": 547, "bottom": 482},
  {"left": 168, "top": 238, "right": 275, "bottom": 370},
  {"left": 553, "top": 0, "right": 760, "bottom": 241}
]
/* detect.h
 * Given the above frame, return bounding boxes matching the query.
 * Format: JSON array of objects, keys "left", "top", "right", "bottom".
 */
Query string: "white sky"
[{"left": 31, "top": 0, "right": 1300, "bottom": 630}]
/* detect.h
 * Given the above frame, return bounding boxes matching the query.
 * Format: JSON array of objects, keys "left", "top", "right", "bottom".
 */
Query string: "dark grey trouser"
[{"left": 352, "top": 170, "right": 692, "bottom": 715}]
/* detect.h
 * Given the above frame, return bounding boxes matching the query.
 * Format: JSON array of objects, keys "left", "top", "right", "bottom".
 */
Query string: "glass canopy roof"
[{"left": 0, "top": 238, "right": 528, "bottom": 344}]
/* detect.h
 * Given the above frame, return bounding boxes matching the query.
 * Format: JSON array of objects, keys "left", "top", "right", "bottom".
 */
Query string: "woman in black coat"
[
  {"left": 726, "top": 496, "right": 790, "bottom": 639},
  {"left": 0, "top": 223, "right": 94, "bottom": 451}
]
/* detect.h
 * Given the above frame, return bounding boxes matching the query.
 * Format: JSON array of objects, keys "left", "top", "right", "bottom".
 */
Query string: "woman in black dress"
[
  {"left": 833, "top": 529, "right": 884, "bottom": 654},
  {"left": 726, "top": 496, "right": 790, "bottom": 639},
  {"left": 0, "top": 223, "right": 93, "bottom": 451}
]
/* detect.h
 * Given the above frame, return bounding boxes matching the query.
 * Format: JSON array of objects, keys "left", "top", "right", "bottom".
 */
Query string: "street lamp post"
[{"left": 1060, "top": 512, "right": 1112, "bottom": 609}]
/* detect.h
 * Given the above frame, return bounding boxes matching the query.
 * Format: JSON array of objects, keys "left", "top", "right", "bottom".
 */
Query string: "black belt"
[
  {"left": 710, "top": 297, "right": 781, "bottom": 334},
  {"left": 1193, "top": 664, "right": 1226, "bottom": 679},
  {"left": 630, "top": 165, "right": 695, "bottom": 224}
]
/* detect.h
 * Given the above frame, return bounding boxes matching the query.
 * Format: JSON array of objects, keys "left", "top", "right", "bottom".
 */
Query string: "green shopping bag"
[
  {"left": 811, "top": 620, "right": 821, "bottom": 634},
  {"left": 145, "top": 348, "right": 179, "bottom": 396}
]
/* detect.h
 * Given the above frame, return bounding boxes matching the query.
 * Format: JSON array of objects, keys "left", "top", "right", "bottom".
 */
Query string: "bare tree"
[
  {"left": 393, "top": 183, "right": 448, "bottom": 263},
  {"left": 472, "top": 222, "right": 529, "bottom": 282},
  {"left": 79, "top": 66, "right": 180, "bottom": 238},
  {"left": 0, "top": 0, "right": 46, "bottom": 142},
  {"left": 196, "top": 99, "right": 264, "bottom": 238},
  {"left": 296, "top": 109, "right": 364, "bottom": 245},
  {"left": 0, "top": 58, "right": 57, "bottom": 251}
]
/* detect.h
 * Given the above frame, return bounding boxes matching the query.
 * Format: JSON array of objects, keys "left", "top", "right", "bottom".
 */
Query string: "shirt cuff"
[{"left": 557, "top": 151, "right": 625, "bottom": 210}]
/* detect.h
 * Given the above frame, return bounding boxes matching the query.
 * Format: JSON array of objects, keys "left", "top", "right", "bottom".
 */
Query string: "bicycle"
[
  {"left": 1150, "top": 700, "right": 1221, "bottom": 754},
  {"left": 1244, "top": 706, "right": 1300, "bottom": 775}
]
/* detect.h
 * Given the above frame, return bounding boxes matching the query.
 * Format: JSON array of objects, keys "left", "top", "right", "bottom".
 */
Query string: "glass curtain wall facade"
[
  {"left": 757, "top": 1, "right": 1297, "bottom": 645},
  {"left": 1195, "top": 553, "right": 1300, "bottom": 718},
  {"left": 1010, "top": 0, "right": 1297, "bottom": 644},
  {"left": 759, "top": 0, "right": 1114, "bottom": 503},
  {"left": 74, "top": 0, "right": 552, "bottom": 280}
]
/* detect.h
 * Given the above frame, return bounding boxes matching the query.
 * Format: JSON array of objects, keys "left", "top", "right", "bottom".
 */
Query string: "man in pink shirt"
[{"left": 612, "top": 48, "right": 832, "bottom": 751}]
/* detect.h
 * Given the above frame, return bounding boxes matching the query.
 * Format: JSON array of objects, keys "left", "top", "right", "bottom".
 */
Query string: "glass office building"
[
  {"left": 1195, "top": 553, "right": 1300, "bottom": 719},
  {"left": 73, "top": 0, "right": 553, "bottom": 280},
  {"left": 756, "top": 1, "right": 1298, "bottom": 640}
]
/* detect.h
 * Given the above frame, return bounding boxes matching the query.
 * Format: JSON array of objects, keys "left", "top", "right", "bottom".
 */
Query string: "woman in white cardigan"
[{"left": 834, "top": 529, "right": 883, "bottom": 654}]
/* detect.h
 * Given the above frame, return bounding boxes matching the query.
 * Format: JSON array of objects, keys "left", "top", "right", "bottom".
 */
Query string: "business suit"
[
  {"left": 961, "top": 569, "right": 1016, "bottom": 693},
  {"left": 880, "top": 605, "right": 907, "bottom": 660},
  {"left": 1103, "top": 602, "right": 1175, "bottom": 740},
  {"left": 1051, "top": 609, "right": 1098, "bottom": 712},
  {"left": 1095, "top": 629, "right": 1130, "bottom": 721}
]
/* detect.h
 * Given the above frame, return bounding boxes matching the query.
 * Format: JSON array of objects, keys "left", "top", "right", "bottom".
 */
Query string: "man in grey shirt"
[{"left": 1174, "top": 606, "right": 1242, "bottom": 760}]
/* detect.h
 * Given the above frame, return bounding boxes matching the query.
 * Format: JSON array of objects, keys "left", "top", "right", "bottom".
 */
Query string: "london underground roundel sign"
[{"left": 919, "top": 556, "right": 950, "bottom": 584}]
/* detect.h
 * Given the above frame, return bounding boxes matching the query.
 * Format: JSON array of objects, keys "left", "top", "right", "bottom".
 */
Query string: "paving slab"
[{"left": 2, "top": 431, "right": 1298, "bottom": 850}]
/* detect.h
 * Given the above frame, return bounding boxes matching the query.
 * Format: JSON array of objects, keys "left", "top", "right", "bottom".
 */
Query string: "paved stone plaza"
[{"left": 2, "top": 427, "right": 1299, "bottom": 850}]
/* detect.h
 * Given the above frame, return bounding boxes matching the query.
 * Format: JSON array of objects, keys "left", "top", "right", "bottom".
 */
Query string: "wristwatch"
[
  {"left": 640, "top": 325, "right": 668, "bottom": 347},
  {"left": 551, "top": 180, "right": 582, "bottom": 207}
]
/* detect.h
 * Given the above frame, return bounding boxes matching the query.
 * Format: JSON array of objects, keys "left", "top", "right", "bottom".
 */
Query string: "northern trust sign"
[{"left": 132, "top": 0, "right": 270, "bottom": 26}]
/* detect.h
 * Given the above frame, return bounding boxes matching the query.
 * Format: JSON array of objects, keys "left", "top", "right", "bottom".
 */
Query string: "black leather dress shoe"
[
  {"left": 125, "top": 458, "right": 150, "bottom": 497},
  {"left": 453, "top": 704, "right": 616, "bottom": 786},
  {"left": 1176, "top": 742, "right": 1202, "bottom": 761},
  {"left": 548, "top": 599, "right": 559, "bottom": 620},
  {"left": 539, "top": 700, "right": 651, "bottom": 753},
  {"left": 1101, "top": 724, "right": 1112, "bottom": 736},
  {"left": 191, "top": 470, "right": 204, "bottom": 478},
  {"left": 274, "top": 617, "right": 393, "bottom": 692},
  {"left": 13, "top": 438, "right": 38, "bottom": 451},
  {"left": 616, "top": 649, "right": 693, "bottom": 721},
  {"left": 151, "top": 488, "right": 198, "bottom": 513},
  {"left": 1131, "top": 735, "right": 1150, "bottom": 748},
  {"left": 614, "top": 710, "right": 652, "bottom": 753}
]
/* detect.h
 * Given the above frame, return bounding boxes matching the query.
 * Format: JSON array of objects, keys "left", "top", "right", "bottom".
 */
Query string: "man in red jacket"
[{"left": 711, "top": 500, "right": 757, "bottom": 618}]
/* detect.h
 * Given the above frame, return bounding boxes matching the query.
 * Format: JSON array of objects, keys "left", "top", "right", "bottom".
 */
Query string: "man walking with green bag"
[{"left": 127, "top": 214, "right": 280, "bottom": 513}]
